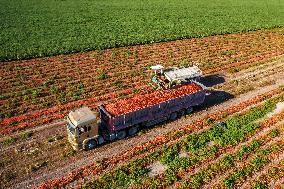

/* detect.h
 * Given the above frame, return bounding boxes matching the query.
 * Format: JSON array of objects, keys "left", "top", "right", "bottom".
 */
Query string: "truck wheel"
[
  {"left": 116, "top": 130, "right": 127, "bottom": 140},
  {"left": 85, "top": 139, "right": 97, "bottom": 150},
  {"left": 128, "top": 126, "right": 139, "bottom": 136},
  {"left": 179, "top": 109, "right": 185, "bottom": 117},
  {"left": 186, "top": 107, "right": 193, "bottom": 114},
  {"left": 169, "top": 112, "right": 178, "bottom": 121}
]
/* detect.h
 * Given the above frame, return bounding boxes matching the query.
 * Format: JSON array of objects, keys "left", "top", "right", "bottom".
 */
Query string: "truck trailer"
[{"left": 67, "top": 82, "right": 207, "bottom": 150}]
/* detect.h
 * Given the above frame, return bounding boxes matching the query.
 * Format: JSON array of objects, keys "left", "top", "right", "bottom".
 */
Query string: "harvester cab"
[
  {"left": 150, "top": 64, "right": 203, "bottom": 89},
  {"left": 66, "top": 107, "right": 100, "bottom": 150}
]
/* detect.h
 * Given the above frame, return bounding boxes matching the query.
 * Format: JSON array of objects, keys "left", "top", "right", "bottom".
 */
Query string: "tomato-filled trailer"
[{"left": 67, "top": 82, "right": 207, "bottom": 150}]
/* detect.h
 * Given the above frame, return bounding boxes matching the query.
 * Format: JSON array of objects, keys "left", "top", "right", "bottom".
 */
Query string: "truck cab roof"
[{"left": 68, "top": 107, "right": 96, "bottom": 127}]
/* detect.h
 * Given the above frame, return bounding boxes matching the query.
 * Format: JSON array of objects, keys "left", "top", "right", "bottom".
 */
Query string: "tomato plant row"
[
  {"left": 250, "top": 164, "right": 284, "bottom": 189},
  {"left": 221, "top": 139, "right": 284, "bottom": 189},
  {"left": 179, "top": 134, "right": 284, "bottom": 189},
  {"left": 174, "top": 116, "right": 284, "bottom": 189}
]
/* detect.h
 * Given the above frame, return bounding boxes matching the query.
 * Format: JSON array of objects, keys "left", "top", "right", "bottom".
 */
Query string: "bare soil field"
[{"left": 1, "top": 28, "right": 284, "bottom": 189}]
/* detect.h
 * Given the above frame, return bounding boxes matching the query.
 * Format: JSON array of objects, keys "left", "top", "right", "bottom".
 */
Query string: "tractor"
[{"left": 150, "top": 64, "right": 204, "bottom": 89}]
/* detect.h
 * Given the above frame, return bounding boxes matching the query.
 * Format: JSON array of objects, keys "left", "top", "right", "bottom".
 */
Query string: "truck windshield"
[{"left": 67, "top": 117, "right": 76, "bottom": 135}]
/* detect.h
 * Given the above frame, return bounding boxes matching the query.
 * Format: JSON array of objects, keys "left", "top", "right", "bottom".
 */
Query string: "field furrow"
[
  {"left": 181, "top": 132, "right": 284, "bottom": 189},
  {"left": 240, "top": 156, "right": 284, "bottom": 189},
  {"left": 171, "top": 122, "right": 284, "bottom": 189}
]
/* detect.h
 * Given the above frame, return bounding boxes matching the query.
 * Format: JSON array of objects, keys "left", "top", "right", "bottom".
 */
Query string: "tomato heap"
[{"left": 105, "top": 83, "right": 202, "bottom": 116}]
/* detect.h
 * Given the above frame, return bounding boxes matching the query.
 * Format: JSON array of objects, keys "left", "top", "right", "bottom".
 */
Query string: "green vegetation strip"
[
  {"left": 180, "top": 136, "right": 284, "bottom": 189},
  {"left": 222, "top": 143, "right": 284, "bottom": 189},
  {"left": 0, "top": 131, "right": 32, "bottom": 145},
  {"left": 80, "top": 92, "right": 284, "bottom": 189},
  {"left": 1, "top": 0, "right": 284, "bottom": 61}
]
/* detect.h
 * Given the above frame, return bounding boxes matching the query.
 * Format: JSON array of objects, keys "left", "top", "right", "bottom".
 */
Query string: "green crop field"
[{"left": 0, "top": 0, "right": 283, "bottom": 61}]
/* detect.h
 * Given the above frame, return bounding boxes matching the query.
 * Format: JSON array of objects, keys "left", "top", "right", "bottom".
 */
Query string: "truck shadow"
[
  {"left": 199, "top": 74, "right": 225, "bottom": 87},
  {"left": 198, "top": 73, "right": 233, "bottom": 109},
  {"left": 198, "top": 90, "right": 234, "bottom": 111}
]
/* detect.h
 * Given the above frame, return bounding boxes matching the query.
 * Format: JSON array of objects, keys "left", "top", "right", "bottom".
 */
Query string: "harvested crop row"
[{"left": 105, "top": 83, "right": 202, "bottom": 116}]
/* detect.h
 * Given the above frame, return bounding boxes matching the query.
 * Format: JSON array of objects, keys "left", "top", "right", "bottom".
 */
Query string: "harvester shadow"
[
  {"left": 199, "top": 74, "right": 225, "bottom": 87},
  {"left": 198, "top": 90, "right": 234, "bottom": 111}
]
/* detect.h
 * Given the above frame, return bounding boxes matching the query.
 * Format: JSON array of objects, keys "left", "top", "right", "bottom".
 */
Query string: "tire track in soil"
[
  {"left": 227, "top": 56, "right": 284, "bottom": 81},
  {"left": 10, "top": 72, "right": 284, "bottom": 188},
  {"left": 207, "top": 129, "right": 284, "bottom": 189},
  {"left": 0, "top": 121, "right": 66, "bottom": 153}
]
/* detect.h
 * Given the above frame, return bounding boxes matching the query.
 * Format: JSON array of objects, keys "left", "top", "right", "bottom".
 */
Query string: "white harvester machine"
[{"left": 150, "top": 64, "right": 206, "bottom": 90}]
